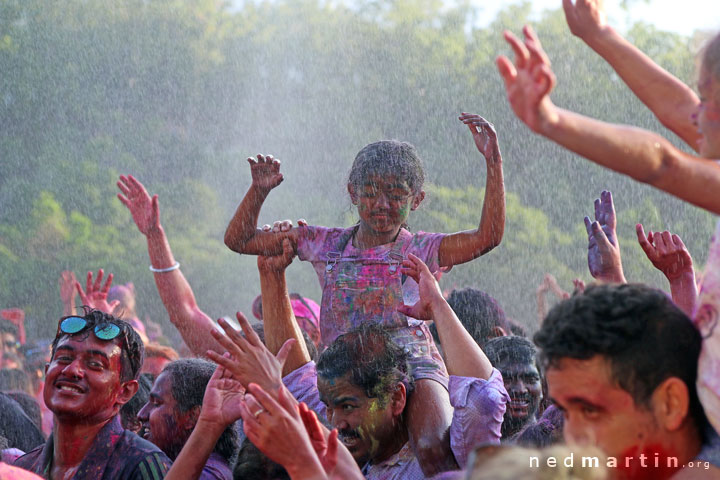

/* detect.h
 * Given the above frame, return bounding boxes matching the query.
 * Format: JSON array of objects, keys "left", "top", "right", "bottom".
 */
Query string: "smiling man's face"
[{"left": 44, "top": 334, "right": 127, "bottom": 423}]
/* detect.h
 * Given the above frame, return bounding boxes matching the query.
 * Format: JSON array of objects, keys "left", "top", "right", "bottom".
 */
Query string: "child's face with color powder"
[
  {"left": 349, "top": 174, "right": 423, "bottom": 236},
  {"left": 695, "top": 68, "right": 720, "bottom": 159}
]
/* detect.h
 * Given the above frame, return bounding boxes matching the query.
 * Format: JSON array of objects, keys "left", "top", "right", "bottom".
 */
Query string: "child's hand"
[
  {"left": 459, "top": 113, "right": 500, "bottom": 162},
  {"left": 398, "top": 254, "right": 444, "bottom": 320},
  {"left": 257, "top": 238, "right": 296, "bottom": 274},
  {"left": 562, "top": 0, "right": 608, "bottom": 42},
  {"left": 497, "top": 25, "right": 557, "bottom": 134},
  {"left": 249, "top": 154, "right": 284, "bottom": 193},
  {"left": 636, "top": 225, "right": 694, "bottom": 281}
]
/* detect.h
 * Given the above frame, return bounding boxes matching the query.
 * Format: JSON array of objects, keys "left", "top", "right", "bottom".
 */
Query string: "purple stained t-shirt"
[{"left": 296, "top": 225, "right": 447, "bottom": 340}]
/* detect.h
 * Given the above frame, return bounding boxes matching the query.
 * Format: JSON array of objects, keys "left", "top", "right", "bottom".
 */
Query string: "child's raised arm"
[
  {"left": 437, "top": 114, "right": 505, "bottom": 268},
  {"left": 498, "top": 26, "right": 720, "bottom": 215},
  {"left": 224, "top": 154, "right": 300, "bottom": 255},
  {"left": 562, "top": 0, "right": 701, "bottom": 149}
]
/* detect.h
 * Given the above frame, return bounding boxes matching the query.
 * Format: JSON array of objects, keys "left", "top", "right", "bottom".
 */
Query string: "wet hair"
[
  {"left": 162, "top": 359, "right": 238, "bottom": 464},
  {"left": 120, "top": 373, "right": 152, "bottom": 432},
  {"left": 0, "top": 319, "right": 18, "bottom": 337},
  {"left": 0, "top": 368, "right": 32, "bottom": 394},
  {"left": 534, "top": 283, "right": 707, "bottom": 436},
  {"left": 234, "top": 437, "right": 290, "bottom": 480},
  {"left": 0, "top": 392, "right": 45, "bottom": 451},
  {"left": 700, "top": 32, "right": 720, "bottom": 86},
  {"left": 348, "top": 140, "right": 426, "bottom": 194},
  {"left": 442, "top": 288, "right": 509, "bottom": 347},
  {"left": 5, "top": 391, "right": 43, "bottom": 434},
  {"left": 507, "top": 318, "right": 528, "bottom": 337},
  {"left": 52, "top": 308, "right": 145, "bottom": 382},
  {"left": 483, "top": 336, "right": 538, "bottom": 371},
  {"left": 316, "top": 323, "right": 411, "bottom": 405}
]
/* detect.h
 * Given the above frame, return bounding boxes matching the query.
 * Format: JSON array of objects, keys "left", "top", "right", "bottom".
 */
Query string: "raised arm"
[
  {"left": 258, "top": 238, "right": 312, "bottom": 377},
  {"left": 636, "top": 225, "right": 697, "bottom": 316},
  {"left": 497, "top": 26, "right": 720, "bottom": 215},
  {"left": 117, "top": 174, "right": 222, "bottom": 356},
  {"left": 439, "top": 114, "right": 505, "bottom": 267},
  {"left": 562, "top": 0, "right": 701, "bottom": 149},
  {"left": 585, "top": 190, "right": 626, "bottom": 284},
  {"left": 399, "top": 253, "right": 493, "bottom": 379},
  {"left": 224, "top": 154, "right": 299, "bottom": 255}
]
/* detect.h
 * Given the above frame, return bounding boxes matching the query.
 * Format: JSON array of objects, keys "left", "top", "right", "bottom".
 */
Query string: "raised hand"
[
  {"left": 206, "top": 312, "right": 295, "bottom": 394},
  {"left": 458, "top": 113, "right": 501, "bottom": 162},
  {"left": 584, "top": 190, "right": 625, "bottom": 283},
  {"left": 197, "top": 354, "right": 246, "bottom": 429},
  {"left": 117, "top": 175, "right": 160, "bottom": 236},
  {"left": 496, "top": 25, "right": 557, "bottom": 133},
  {"left": 75, "top": 269, "right": 120, "bottom": 314},
  {"left": 562, "top": 0, "right": 608, "bottom": 41},
  {"left": 636, "top": 225, "right": 694, "bottom": 281},
  {"left": 398, "top": 253, "right": 444, "bottom": 320},
  {"left": 249, "top": 154, "right": 284, "bottom": 194},
  {"left": 238, "top": 383, "right": 326, "bottom": 479},
  {"left": 59, "top": 271, "right": 77, "bottom": 305},
  {"left": 257, "top": 238, "right": 296, "bottom": 274}
]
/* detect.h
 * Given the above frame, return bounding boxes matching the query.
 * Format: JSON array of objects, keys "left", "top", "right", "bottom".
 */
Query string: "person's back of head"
[
  {"left": 163, "top": 359, "right": 238, "bottom": 464},
  {"left": 445, "top": 287, "right": 509, "bottom": 346},
  {"left": 234, "top": 437, "right": 290, "bottom": 480},
  {"left": 0, "top": 368, "right": 32, "bottom": 395},
  {"left": 5, "top": 391, "right": 43, "bottom": 435},
  {"left": 0, "top": 392, "right": 44, "bottom": 453},
  {"left": 121, "top": 374, "right": 152, "bottom": 433},
  {"left": 534, "top": 283, "right": 706, "bottom": 435}
]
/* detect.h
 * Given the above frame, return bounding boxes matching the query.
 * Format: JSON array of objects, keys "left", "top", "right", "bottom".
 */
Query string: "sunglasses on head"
[{"left": 58, "top": 316, "right": 122, "bottom": 341}]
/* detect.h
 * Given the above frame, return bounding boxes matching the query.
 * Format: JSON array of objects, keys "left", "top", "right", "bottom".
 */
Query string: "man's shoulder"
[
  {"left": 112, "top": 430, "right": 172, "bottom": 479},
  {"left": 13, "top": 444, "right": 45, "bottom": 473}
]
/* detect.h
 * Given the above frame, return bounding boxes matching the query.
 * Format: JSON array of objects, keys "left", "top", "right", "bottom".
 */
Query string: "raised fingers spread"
[
  {"left": 101, "top": 272, "right": 114, "bottom": 296},
  {"left": 523, "top": 25, "right": 551, "bottom": 67},
  {"left": 211, "top": 322, "right": 246, "bottom": 357},
  {"left": 247, "top": 156, "right": 257, "bottom": 166},
  {"left": 636, "top": 224, "right": 655, "bottom": 255},
  {"left": 584, "top": 216, "right": 593, "bottom": 236},
  {"left": 503, "top": 30, "right": 530, "bottom": 69},
  {"left": 248, "top": 383, "right": 285, "bottom": 417}
]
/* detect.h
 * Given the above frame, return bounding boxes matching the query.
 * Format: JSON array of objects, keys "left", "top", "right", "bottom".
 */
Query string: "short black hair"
[
  {"left": 162, "top": 359, "right": 238, "bottom": 464},
  {"left": 534, "top": 283, "right": 706, "bottom": 433},
  {"left": 444, "top": 288, "right": 508, "bottom": 346},
  {"left": 52, "top": 308, "right": 144, "bottom": 382},
  {"left": 484, "top": 335, "right": 538, "bottom": 370},
  {"left": 317, "top": 323, "right": 411, "bottom": 405}
]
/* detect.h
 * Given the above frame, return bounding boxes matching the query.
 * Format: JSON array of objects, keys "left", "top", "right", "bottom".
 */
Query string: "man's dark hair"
[
  {"left": 534, "top": 283, "right": 706, "bottom": 434},
  {"left": 439, "top": 288, "right": 508, "bottom": 347},
  {"left": 484, "top": 336, "right": 538, "bottom": 370},
  {"left": 317, "top": 323, "right": 411, "bottom": 405},
  {"left": 234, "top": 437, "right": 290, "bottom": 480},
  {"left": 0, "top": 319, "right": 18, "bottom": 337},
  {"left": 52, "top": 308, "right": 144, "bottom": 382},
  {"left": 0, "top": 392, "right": 45, "bottom": 452},
  {"left": 121, "top": 373, "right": 152, "bottom": 432},
  {"left": 0, "top": 368, "right": 32, "bottom": 394},
  {"left": 162, "top": 359, "right": 238, "bottom": 464}
]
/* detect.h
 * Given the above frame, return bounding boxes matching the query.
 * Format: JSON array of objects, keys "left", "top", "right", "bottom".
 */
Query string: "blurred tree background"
[{"left": 0, "top": 0, "right": 714, "bottom": 341}]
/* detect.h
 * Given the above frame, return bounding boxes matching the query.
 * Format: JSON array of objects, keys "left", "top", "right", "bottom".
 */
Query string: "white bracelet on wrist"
[{"left": 149, "top": 262, "right": 180, "bottom": 273}]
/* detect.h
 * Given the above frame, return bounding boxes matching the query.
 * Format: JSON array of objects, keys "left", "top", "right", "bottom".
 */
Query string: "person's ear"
[
  {"left": 651, "top": 377, "right": 690, "bottom": 432},
  {"left": 410, "top": 190, "right": 425, "bottom": 211},
  {"left": 348, "top": 183, "right": 358, "bottom": 205},
  {"left": 490, "top": 326, "right": 507, "bottom": 338},
  {"left": 116, "top": 379, "right": 139, "bottom": 407},
  {"left": 391, "top": 383, "right": 407, "bottom": 417},
  {"left": 182, "top": 405, "right": 202, "bottom": 431}
]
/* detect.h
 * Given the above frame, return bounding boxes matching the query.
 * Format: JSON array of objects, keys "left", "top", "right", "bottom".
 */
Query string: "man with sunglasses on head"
[{"left": 14, "top": 309, "right": 172, "bottom": 479}]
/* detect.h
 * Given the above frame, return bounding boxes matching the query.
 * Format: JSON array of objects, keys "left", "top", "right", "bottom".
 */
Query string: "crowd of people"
[{"left": 2, "top": 1, "right": 720, "bottom": 478}]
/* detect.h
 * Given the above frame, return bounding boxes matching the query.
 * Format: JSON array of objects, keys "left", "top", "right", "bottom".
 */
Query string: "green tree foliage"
[{"left": 0, "top": 0, "right": 712, "bottom": 339}]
